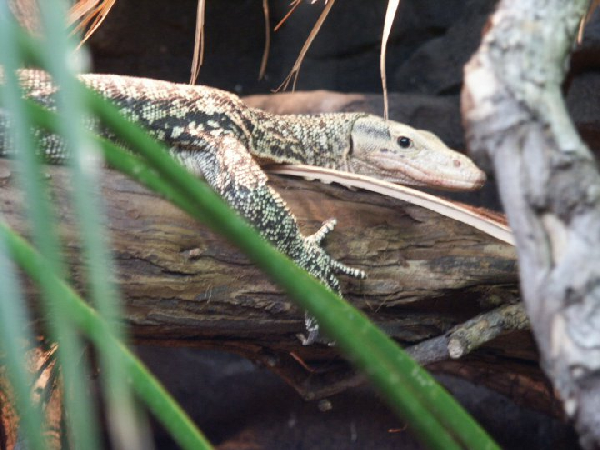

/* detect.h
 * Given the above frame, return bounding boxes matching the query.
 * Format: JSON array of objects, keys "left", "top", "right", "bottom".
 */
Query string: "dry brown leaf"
[
  {"left": 68, "top": 0, "right": 100, "bottom": 23},
  {"left": 268, "top": 164, "right": 514, "bottom": 245},
  {"left": 68, "top": 0, "right": 115, "bottom": 47}
]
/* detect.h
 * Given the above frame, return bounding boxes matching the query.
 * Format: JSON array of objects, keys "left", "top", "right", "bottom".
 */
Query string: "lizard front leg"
[{"left": 171, "top": 132, "right": 364, "bottom": 344}]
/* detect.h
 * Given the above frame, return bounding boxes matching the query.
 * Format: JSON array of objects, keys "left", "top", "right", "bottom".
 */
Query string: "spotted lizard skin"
[{"left": 0, "top": 70, "right": 485, "bottom": 344}]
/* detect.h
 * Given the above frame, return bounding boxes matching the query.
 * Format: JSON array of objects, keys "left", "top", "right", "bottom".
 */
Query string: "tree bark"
[
  {"left": 462, "top": 0, "right": 600, "bottom": 447},
  {"left": 0, "top": 158, "right": 518, "bottom": 341},
  {"left": 0, "top": 157, "right": 563, "bottom": 413}
]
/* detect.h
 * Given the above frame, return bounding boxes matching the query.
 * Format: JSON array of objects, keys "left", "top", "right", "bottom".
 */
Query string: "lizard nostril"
[{"left": 453, "top": 159, "right": 461, "bottom": 167}]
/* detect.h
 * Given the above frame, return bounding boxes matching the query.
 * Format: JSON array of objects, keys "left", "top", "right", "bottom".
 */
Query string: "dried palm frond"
[{"left": 68, "top": 0, "right": 116, "bottom": 46}]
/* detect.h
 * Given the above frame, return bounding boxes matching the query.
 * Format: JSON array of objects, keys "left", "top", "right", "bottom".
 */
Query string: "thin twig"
[
  {"left": 380, "top": 0, "right": 401, "bottom": 120},
  {"left": 578, "top": 0, "right": 600, "bottom": 42},
  {"left": 259, "top": 0, "right": 270, "bottom": 80},
  {"left": 190, "top": 0, "right": 205, "bottom": 84},
  {"left": 277, "top": 0, "right": 336, "bottom": 92},
  {"left": 274, "top": 0, "right": 302, "bottom": 32}
]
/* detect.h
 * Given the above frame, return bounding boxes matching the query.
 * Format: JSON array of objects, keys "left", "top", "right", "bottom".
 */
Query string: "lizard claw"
[
  {"left": 306, "top": 218, "right": 337, "bottom": 245},
  {"left": 300, "top": 313, "right": 322, "bottom": 345},
  {"left": 330, "top": 258, "right": 366, "bottom": 279},
  {"left": 301, "top": 312, "right": 336, "bottom": 346},
  {"left": 306, "top": 218, "right": 366, "bottom": 279},
  {"left": 296, "top": 219, "right": 366, "bottom": 345}
]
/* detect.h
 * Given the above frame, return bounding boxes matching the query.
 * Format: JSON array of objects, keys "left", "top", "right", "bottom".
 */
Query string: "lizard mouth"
[{"left": 352, "top": 156, "right": 486, "bottom": 191}]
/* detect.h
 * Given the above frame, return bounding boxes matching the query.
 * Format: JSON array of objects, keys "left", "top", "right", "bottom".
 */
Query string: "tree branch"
[
  {"left": 462, "top": 0, "right": 600, "bottom": 446},
  {"left": 1, "top": 156, "right": 557, "bottom": 411}
]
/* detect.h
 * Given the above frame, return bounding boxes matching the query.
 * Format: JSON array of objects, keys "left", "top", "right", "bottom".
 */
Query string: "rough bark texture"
[
  {"left": 0, "top": 159, "right": 518, "bottom": 342},
  {"left": 462, "top": 0, "right": 600, "bottom": 447},
  {"left": 0, "top": 157, "right": 563, "bottom": 415}
]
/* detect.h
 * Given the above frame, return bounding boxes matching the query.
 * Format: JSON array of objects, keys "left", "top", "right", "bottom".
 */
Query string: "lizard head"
[{"left": 346, "top": 115, "right": 485, "bottom": 191}]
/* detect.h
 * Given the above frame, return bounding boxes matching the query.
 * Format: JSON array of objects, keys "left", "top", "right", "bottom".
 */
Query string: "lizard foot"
[
  {"left": 297, "top": 220, "right": 366, "bottom": 345},
  {"left": 300, "top": 313, "right": 323, "bottom": 346},
  {"left": 306, "top": 218, "right": 366, "bottom": 280}
]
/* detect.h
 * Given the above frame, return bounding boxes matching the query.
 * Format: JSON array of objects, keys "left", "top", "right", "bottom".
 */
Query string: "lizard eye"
[{"left": 397, "top": 136, "right": 412, "bottom": 149}]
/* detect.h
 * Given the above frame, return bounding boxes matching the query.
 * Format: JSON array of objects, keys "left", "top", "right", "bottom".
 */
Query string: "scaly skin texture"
[{"left": 0, "top": 70, "right": 485, "bottom": 344}]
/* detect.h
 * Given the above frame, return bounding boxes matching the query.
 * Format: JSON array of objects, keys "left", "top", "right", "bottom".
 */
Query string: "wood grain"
[{"left": 1, "top": 159, "right": 559, "bottom": 413}]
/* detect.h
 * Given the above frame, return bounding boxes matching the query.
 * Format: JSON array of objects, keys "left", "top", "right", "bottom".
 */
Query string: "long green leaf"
[
  {"left": 0, "top": 221, "right": 214, "bottom": 450},
  {"left": 35, "top": 0, "right": 142, "bottom": 447},
  {"left": 0, "top": 7, "right": 101, "bottom": 449},
  {"left": 0, "top": 223, "right": 46, "bottom": 450},
  {"left": 11, "top": 23, "right": 500, "bottom": 450},
  {"left": 0, "top": 8, "right": 45, "bottom": 450}
]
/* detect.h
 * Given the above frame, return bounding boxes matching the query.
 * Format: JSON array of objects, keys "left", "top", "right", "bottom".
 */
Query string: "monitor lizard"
[{"left": 0, "top": 70, "right": 485, "bottom": 344}]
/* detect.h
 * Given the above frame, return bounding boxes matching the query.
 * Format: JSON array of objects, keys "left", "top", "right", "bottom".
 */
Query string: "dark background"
[{"left": 86, "top": 1, "right": 598, "bottom": 448}]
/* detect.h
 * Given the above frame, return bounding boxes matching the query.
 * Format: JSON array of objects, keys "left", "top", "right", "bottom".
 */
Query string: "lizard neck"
[{"left": 247, "top": 109, "right": 366, "bottom": 169}]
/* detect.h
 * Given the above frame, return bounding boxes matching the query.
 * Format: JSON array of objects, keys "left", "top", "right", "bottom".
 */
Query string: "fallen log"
[{"left": 0, "top": 157, "right": 559, "bottom": 414}]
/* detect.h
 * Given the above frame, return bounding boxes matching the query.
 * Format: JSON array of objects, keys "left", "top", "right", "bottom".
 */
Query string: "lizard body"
[{"left": 0, "top": 70, "right": 485, "bottom": 343}]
